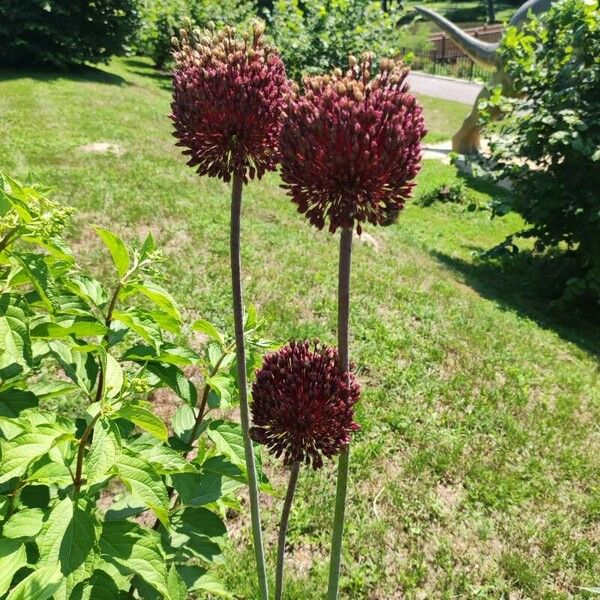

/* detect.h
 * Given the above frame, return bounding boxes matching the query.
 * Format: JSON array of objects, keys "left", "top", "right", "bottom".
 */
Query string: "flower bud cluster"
[
  {"left": 279, "top": 54, "right": 427, "bottom": 233},
  {"left": 171, "top": 21, "right": 290, "bottom": 182},
  {"left": 250, "top": 340, "right": 360, "bottom": 469}
]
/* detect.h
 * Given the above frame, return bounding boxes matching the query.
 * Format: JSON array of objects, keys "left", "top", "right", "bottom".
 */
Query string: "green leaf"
[
  {"left": 167, "top": 564, "right": 187, "bottom": 600},
  {"left": 5, "top": 563, "right": 62, "bottom": 600},
  {"left": 168, "top": 507, "right": 226, "bottom": 563},
  {"left": 0, "top": 539, "right": 27, "bottom": 595},
  {"left": 171, "top": 404, "right": 197, "bottom": 443},
  {"left": 37, "top": 497, "right": 96, "bottom": 575},
  {"left": 99, "top": 520, "right": 169, "bottom": 598},
  {"left": 0, "top": 294, "right": 32, "bottom": 374},
  {"left": 123, "top": 343, "right": 199, "bottom": 367},
  {"left": 85, "top": 418, "right": 121, "bottom": 485},
  {"left": 104, "top": 353, "right": 123, "bottom": 400},
  {"left": 12, "top": 252, "right": 53, "bottom": 309},
  {"left": 115, "top": 451, "right": 169, "bottom": 526},
  {"left": 0, "top": 388, "right": 37, "bottom": 417},
  {"left": 206, "top": 375, "right": 233, "bottom": 409},
  {"left": 192, "top": 319, "right": 224, "bottom": 346},
  {"left": 49, "top": 340, "right": 99, "bottom": 394},
  {"left": 171, "top": 471, "right": 243, "bottom": 507},
  {"left": 145, "top": 362, "right": 197, "bottom": 405},
  {"left": 114, "top": 404, "right": 167, "bottom": 441},
  {"left": 121, "top": 281, "right": 181, "bottom": 322},
  {"left": 94, "top": 227, "right": 130, "bottom": 279},
  {"left": 87, "top": 570, "right": 121, "bottom": 600},
  {"left": 177, "top": 565, "right": 233, "bottom": 598},
  {"left": 0, "top": 425, "right": 68, "bottom": 484},
  {"left": 112, "top": 309, "right": 162, "bottom": 349},
  {"left": 63, "top": 274, "right": 108, "bottom": 308},
  {"left": 3, "top": 508, "right": 44, "bottom": 539},
  {"left": 30, "top": 319, "right": 108, "bottom": 339},
  {"left": 206, "top": 419, "right": 245, "bottom": 469}
]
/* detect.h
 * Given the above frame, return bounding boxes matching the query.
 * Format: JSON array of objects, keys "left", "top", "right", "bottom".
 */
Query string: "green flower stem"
[
  {"left": 327, "top": 225, "right": 354, "bottom": 600},
  {"left": 275, "top": 461, "right": 301, "bottom": 600},
  {"left": 230, "top": 172, "right": 269, "bottom": 600}
]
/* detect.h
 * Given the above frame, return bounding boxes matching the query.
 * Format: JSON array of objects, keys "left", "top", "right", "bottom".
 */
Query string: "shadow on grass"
[
  {"left": 432, "top": 249, "right": 600, "bottom": 358},
  {"left": 0, "top": 63, "right": 127, "bottom": 86}
]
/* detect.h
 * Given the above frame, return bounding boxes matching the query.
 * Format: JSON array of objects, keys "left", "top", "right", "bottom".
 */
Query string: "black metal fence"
[{"left": 402, "top": 49, "right": 490, "bottom": 81}]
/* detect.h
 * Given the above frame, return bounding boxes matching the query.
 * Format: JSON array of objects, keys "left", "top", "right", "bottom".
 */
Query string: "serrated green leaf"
[
  {"left": 121, "top": 281, "right": 181, "bottom": 322},
  {"left": 192, "top": 319, "right": 224, "bottom": 346},
  {"left": 206, "top": 420, "right": 245, "bottom": 469},
  {"left": 104, "top": 353, "right": 123, "bottom": 400},
  {"left": 94, "top": 227, "right": 130, "bottom": 279},
  {"left": 171, "top": 403, "right": 197, "bottom": 443},
  {"left": 37, "top": 497, "right": 96, "bottom": 576},
  {"left": 168, "top": 507, "right": 226, "bottom": 563},
  {"left": 115, "top": 451, "right": 169, "bottom": 526},
  {"left": 206, "top": 375, "right": 233, "bottom": 409},
  {"left": 114, "top": 404, "right": 167, "bottom": 441},
  {"left": 99, "top": 520, "right": 169, "bottom": 598},
  {"left": 0, "top": 539, "right": 27, "bottom": 595},
  {"left": 49, "top": 340, "right": 99, "bottom": 394},
  {"left": 87, "top": 569, "right": 121, "bottom": 600},
  {"left": 112, "top": 309, "right": 162, "bottom": 349},
  {"left": 63, "top": 274, "right": 108, "bottom": 308},
  {"left": 123, "top": 343, "right": 198, "bottom": 367},
  {"left": 3, "top": 508, "right": 44, "bottom": 539},
  {"left": 85, "top": 418, "right": 121, "bottom": 485},
  {"left": 0, "top": 425, "right": 67, "bottom": 484},
  {"left": 5, "top": 563, "right": 62, "bottom": 600}
]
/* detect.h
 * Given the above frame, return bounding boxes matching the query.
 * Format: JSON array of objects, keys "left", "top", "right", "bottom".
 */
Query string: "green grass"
[{"left": 1, "top": 57, "right": 599, "bottom": 600}]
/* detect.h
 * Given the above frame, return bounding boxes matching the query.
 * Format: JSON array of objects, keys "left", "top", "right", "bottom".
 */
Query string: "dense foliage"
[
  {"left": 135, "top": 0, "right": 256, "bottom": 67},
  {"left": 268, "top": 0, "right": 410, "bottom": 80},
  {"left": 0, "top": 172, "right": 274, "bottom": 598},
  {"left": 479, "top": 0, "right": 600, "bottom": 307},
  {"left": 0, "top": 0, "right": 138, "bottom": 67}
]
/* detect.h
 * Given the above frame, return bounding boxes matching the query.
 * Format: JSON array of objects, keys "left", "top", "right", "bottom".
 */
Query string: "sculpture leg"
[{"left": 452, "top": 87, "right": 490, "bottom": 154}]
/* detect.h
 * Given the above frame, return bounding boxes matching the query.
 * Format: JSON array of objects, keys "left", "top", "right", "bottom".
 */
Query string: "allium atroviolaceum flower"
[
  {"left": 279, "top": 54, "right": 427, "bottom": 233},
  {"left": 250, "top": 341, "right": 360, "bottom": 469},
  {"left": 171, "top": 21, "right": 290, "bottom": 182}
]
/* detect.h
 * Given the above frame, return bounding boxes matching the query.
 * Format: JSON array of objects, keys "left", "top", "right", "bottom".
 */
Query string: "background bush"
[
  {"left": 0, "top": 0, "right": 139, "bottom": 67},
  {"left": 135, "top": 0, "right": 257, "bottom": 67},
  {"left": 479, "top": 0, "right": 600, "bottom": 309},
  {"left": 269, "top": 0, "right": 415, "bottom": 80}
]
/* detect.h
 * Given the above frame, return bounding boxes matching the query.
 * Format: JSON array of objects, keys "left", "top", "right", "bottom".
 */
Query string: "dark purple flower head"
[
  {"left": 171, "top": 22, "right": 290, "bottom": 182},
  {"left": 250, "top": 340, "right": 360, "bottom": 469},
  {"left": 279, "top": 54, "right": 427, "bottom": 233}
]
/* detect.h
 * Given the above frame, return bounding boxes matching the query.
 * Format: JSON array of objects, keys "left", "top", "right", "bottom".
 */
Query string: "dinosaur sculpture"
[{"left": 415, "top": 0, "right": 553, "bottom": 154}]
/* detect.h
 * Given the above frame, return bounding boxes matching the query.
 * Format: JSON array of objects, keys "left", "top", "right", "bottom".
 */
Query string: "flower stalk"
[
  {"left": 327, "top": 225, "right": 354, "bottom": 600},
  {"left": 230, "top": 172, "right": 269, "bottom": 600},
  {"left": 275, "top": 461, "right": 301, "bottom": 600}
]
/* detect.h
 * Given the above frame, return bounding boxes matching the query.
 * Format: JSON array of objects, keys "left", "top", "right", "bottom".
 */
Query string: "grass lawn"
[{"left": 1, "top": 57, "right": 599, "bottom": 599}]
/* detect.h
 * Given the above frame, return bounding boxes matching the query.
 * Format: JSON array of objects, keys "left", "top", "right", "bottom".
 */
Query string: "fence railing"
[{"left": 404, "top": 49, "right": 489, "bottom": 81}]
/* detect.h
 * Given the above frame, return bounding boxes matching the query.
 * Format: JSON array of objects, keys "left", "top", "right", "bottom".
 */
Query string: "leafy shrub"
[
  {"left": 0, "top": 172, "right": 274, "bottom": 597},
  {"left": 135, "top": 0, "right": 257, "bottom": 67},
  {"left": 417, "top": 181, "right": 473, "bottom": 207},
  {"left": 269, "top": 0, "right": 408, "bottom": 80},
  {"left": 0, "top": 0, "right": 139, "bottom": 67},
  {"left": 478, "top": 0, "right": 600, "bottom": 308}
]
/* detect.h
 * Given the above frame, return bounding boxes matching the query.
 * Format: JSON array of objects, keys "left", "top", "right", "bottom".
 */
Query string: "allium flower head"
[
  {"left": 279, "top": 54, "right": 427, "bottom": 233},
  {"left": 250, "top": 341, "right": 360, "bottom": 469},
  {"left": 171, "top": 21, "right": 290, "bottom": 182}
]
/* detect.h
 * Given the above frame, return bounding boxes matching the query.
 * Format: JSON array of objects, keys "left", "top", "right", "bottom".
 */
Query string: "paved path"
[{"left": 408, "top": 72, "right": 483, "bottom": 105}]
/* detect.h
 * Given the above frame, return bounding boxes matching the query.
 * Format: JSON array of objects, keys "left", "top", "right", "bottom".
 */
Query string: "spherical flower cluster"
[
  {"left": 279, "top": 54, "right": 427, "bottom": 233},
  {"left": 171, "top": 22, "right": 290, "bottom": 182},
  {"left": 250, "top": 341, "right": 360, "bottom": 469}
]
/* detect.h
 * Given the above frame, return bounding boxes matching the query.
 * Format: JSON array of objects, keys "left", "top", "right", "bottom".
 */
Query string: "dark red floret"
[
  {"left": 279, "top": 54, "right": 427, "bottom": 233},
  {"left": 250, "top": 340, "right": 360, "bottom": 469}
]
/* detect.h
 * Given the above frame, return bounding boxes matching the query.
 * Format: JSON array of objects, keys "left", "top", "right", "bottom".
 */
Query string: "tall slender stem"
[
  {"left": 327, "top": 225, "right": 353, "bottom": 600},
  {"left": 275, "top": 461, "right": 301, "bottom": 600},
  {"left": 230, "top": 172, "right": 269, "bottom": 600}
]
